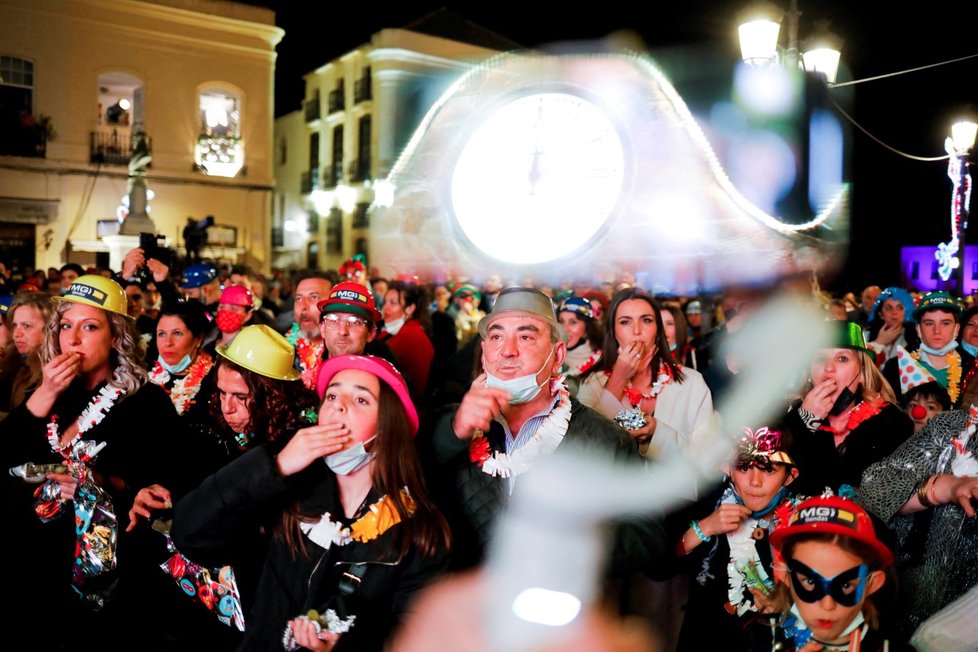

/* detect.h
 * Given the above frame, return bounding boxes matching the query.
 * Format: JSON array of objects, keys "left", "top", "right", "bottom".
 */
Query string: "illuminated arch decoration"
[{"left": 372, "top": 51, "right": 848, "bottom": 291}]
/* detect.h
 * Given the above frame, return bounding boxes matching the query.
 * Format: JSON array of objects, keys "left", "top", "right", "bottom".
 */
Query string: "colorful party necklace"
[
  {"left": 911, "top": 349, "right": 962, "bottom": 403},
  {"left": 286, "top": 323, "right": 324, "bottom": 390},
  {"left": 819, "top": 397, "right": 885, "bottom": 436},
  {"left": 46, "top": 384, "right": 124, "bottom": 455},
  {"left": 619, "top": 364, "right": 673, "bottom": 406},
  {"left": 300, "top": 489, "right": 415, "bottom": 549},
  {"left": 148, "top": 352, "right": 214, "bottom": 415},
  {"left": 469, "top": 378, "right": 571, "bottom": 479}
]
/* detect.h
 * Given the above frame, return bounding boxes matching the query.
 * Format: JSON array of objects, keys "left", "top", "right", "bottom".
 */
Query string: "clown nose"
[{"left": 910, "top": 405, "right": 928, "bottom": 420}]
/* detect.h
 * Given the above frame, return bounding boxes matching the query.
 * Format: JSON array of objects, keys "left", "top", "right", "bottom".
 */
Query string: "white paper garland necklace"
[
  {"left": 469, "top": 378, "right": 571, "bottom": 479},
  {"left": 46, "top": 383, "right": 124, "bottom": 455}
]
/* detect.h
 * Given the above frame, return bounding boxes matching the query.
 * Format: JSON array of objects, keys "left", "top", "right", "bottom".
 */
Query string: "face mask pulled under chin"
[
  {"left": 484, "top": 348, "right": 554, "bottom": 405},
  {"left": 324, "top": 436, "right": 376, "bottom": 475},
  {"left": 829, "top": 373, "right": 861, "bottom": 416}
]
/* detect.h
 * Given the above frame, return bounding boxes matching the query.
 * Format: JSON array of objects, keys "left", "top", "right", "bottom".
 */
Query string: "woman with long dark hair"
[
  {"left": 578, "top": 288, "right": 713, "bottom": 459},
  {"left": 172, "top": 354, "right": 450, "bottom": 651},
  {"left": 379, "top": 280, "right": 434, "bottom": 401}
]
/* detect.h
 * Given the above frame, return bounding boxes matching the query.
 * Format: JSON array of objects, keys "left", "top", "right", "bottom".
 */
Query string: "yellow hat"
[
  {"left": 217, "top": 325, "right": 301, "bottom": 381},
  {"left": 53, "top": 275, "right": 132, "bottom": 319}
]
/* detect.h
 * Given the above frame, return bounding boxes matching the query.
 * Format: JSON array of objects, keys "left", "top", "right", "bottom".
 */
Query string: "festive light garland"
[{"left": 148, "top": 352, "right": 214, "bottom": 415}]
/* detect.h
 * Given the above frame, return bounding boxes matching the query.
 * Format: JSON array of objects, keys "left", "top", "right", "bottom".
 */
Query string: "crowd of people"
[{"left": 1, "top": 254, "right": 976, "bottom": 652}]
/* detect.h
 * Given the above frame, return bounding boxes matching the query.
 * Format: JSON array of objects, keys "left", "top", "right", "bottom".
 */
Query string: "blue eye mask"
[{"left": 787, "top": 559, "right": 869, "bottom": 607}]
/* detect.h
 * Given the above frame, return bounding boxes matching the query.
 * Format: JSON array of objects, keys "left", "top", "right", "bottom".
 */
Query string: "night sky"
[{"left": 262, "top": 1, "right": 978, "bottom": 293}]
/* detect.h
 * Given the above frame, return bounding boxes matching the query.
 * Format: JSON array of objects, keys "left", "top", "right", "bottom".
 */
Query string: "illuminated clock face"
[{"left": 450, "top": 92, "right": 626, "bottom": 264}]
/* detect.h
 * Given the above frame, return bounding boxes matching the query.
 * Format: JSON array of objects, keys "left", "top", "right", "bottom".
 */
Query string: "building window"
[
  {"left": 279, "top": 136, "right": 287, "bottom": 165},
  {"left": 195, "top": 87, "right": 243, "bottom": 177},
  {"left": 352, "top": 202, "right": 370, "bottom": 228},
  {"left": 355, "top": 68, "right": 372, "bottom": 103},
  {"left": 326, "top": 208, "right": 342, "bottom": 253},
  {"left": 92, "top": 72, "right": 145, "bottom": 165},
  {"left": 330, "top": 124, "right": 344, "bottom": 186},
  {"left": 0, "top": 56, "right": 34, "bottom": 114},
  {"left": 351, "top": 115, "right": 371, "bottom": 182}
]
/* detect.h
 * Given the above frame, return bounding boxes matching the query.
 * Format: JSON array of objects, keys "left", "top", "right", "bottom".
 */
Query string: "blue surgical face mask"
[
  {"left": 963, "top": 341, "right": 978, "bottom": 357},
  {"left": 920, "top": 340, "right": 959, "bottom": 356},
  {"left": 669, "top": 342, "right": 678, "bottom": 352},
  {"left": 159, "top": 353, "right": 192, "bottom": 374},
  {"left": 485, "top": 347, "right": 555, "bottom": 405},
  {"left": 325, "top": 436, "right": 376, "bottom": 475}
]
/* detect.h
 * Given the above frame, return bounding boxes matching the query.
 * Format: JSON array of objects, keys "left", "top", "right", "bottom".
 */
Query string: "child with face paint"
[
  {"left": 172, "top": 354, "right": 450, "bottom": 651},
  {"left": 667, "top": 424, "right": 801, "bottom": 651},
  {"left": 770, "top": 495, "right": 895, "bottom": 652}
]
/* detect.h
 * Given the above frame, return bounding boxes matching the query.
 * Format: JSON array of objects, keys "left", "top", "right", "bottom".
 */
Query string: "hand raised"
[
  {"left": 40, "top": 352, "right": 82, "bottom": 396},
  {"left": 127, "top": 484, "right": 172, "bottom": 532},
  {"left": 46, "top": 472, "right": 79, "bottom": 501},
  {"left": 145, "top": 258, "right": 170, "bottom": 284},
  {"left": 452, "top": 373, "right": 510, "bottom": 441},
  {"left": 698, "top": 503, "right": 751, "bottom": 538},
  {"left": 276, "top": 423, "right": 351, "bottom": 477},
  {"left": 800, "top": 379, "right": 837, "bottom": 421}
]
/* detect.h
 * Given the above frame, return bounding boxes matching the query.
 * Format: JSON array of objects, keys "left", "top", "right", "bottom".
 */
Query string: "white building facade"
[
  {"left": 0, "top": 0, "right": 283, "bottom": 273},
  {"left": 273, "top": 19, "right": 511, "bottom": 272}
]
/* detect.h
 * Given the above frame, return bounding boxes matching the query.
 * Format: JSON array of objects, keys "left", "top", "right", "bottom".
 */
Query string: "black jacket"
[
  {"left": 171, "top": 446, "right": 447, "bottom": 652},
  {"left": 425, "top": 397, "right": 667, "bottom": 575}
]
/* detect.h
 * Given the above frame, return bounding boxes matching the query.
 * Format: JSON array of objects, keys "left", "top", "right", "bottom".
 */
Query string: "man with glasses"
[{"left": 315, "top": 280, "right": 399, "bottom": 371}]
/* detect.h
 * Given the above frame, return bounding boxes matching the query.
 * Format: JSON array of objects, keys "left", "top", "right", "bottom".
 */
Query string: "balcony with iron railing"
[
  {"left": 0, "top": 116, "right": 50, "bottom": 158},
  {"left": 89, "top": 128, "right": 147, "bottom": 165},
  {"left": 300, "top": 167, "right": 320, "bottom": 194},
  {"left": 347, "top": 158, "right": 371, "bottom": 183},
  {"left": 304, "top": 97, "right": 321, "bottom": 123},
  {"left": 354, "top": 76, "right": 372, "bottom": 103},
  {"left": 327, "top": 88, "right": 345, "bottom": 114},
  {"left": 322, "top": 164, "right": 342, "bottom": 188}
]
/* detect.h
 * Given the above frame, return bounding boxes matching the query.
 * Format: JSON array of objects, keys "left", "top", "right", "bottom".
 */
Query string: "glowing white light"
[
  {"left": 451, "top": 92, "right": 625, "bottom": 264},
  {"left": 372, "top": 179, "right": 394, "bottom": 208},
  {"left": 734, "top": 64, "right": 797, "bottom": 117},
  {"left": 204, "top": 97, "right": 230, "bottom": 128},
  {"left": 146, "top": 189, "right": 155, "bottom": 201},
  {"left": 511, "top": 588, "right": 581, "bottom": 627},
  {"left": 336, "top": 184, "right": 357, "bottom": 213},
  {"left": 311, "top": 189, "right": 334, "bottom": 215},
  {"left": 118, "top": 98, "right": 131, "bottom": 111},
  {"left": 951, "top": 121, "right": 978, "bottom": 154},
  {"left": 802, "top": 48, "right": 841, "bottom": 84},
  {"left": 284, "top": 220, "right": 296, "bottom": 232},
  {"left": 738, "top": 19, "right": 781, "bottom": 64},
  {"left": 121, "top": 195, "right": 129, "bottom": 208}
]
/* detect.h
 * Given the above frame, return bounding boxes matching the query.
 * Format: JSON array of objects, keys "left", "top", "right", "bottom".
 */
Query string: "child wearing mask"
[{"left": 770, "top": 495, "right": 895, "bottom": 651}]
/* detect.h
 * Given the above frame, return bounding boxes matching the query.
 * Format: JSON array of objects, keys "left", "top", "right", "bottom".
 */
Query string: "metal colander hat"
[
  {"left": 478, "top": 287, "right": 567, "bottom": 343},
  {"left": 217, "top": 324, "right": 301, "bottom": 381},
  {"left": 769, "top": 495, "right": 894, "bottom": 568},
  {"left": 316, "top": 354, "right": 419, "bottom": 435},
  {"left": 53, "top": 275, "right": 132, "bottom": 319},
  {"left": 180, "top": 263, "right": 218, "bottom": 289},
  {"left": 219, "top": 284, "right": 254, "bottom": 308}
]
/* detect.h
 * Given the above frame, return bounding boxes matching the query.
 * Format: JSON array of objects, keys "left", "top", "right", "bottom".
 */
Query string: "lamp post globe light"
[
  {"left": 737, "top": 0, "right": 842, "bottom": 84},
  {"left": 937, "top": 119, "right": 978, "bottom": 291}
]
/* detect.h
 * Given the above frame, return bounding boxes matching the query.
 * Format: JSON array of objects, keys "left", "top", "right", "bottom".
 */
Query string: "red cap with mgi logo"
[
  {"left": 317, "top": 281, "right": 381, "bottom": 323},
  {"left": 769, "top": 495, "right": 894, "bottom": 567}
]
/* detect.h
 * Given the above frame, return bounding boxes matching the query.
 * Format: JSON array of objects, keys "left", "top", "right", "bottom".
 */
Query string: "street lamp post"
[
  {"left": 939, "top": 121, "right": 978, "bottom": 294},
  {"left": 737, "top": 0, "right": 842, "bottom": 84}
]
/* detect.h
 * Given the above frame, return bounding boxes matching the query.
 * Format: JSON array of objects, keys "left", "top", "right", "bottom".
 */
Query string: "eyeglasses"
[
  {"left": 787, "top": 559, "right": 870, "bottom": 607},
  {"left": 321, "top": 313, "right": 370, "bottom": 330}
]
